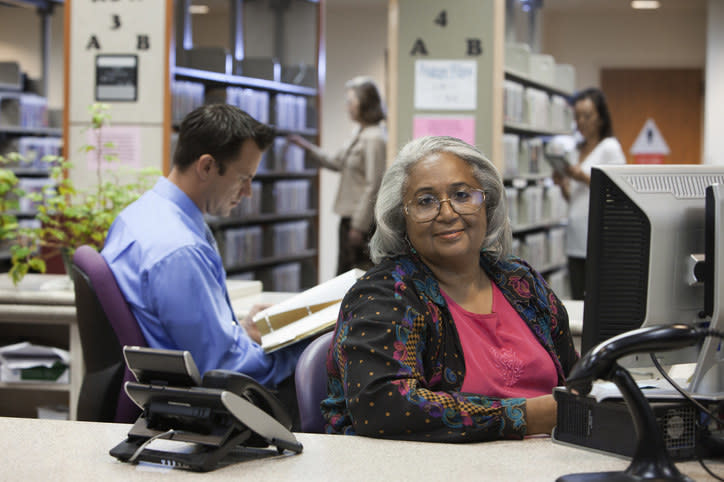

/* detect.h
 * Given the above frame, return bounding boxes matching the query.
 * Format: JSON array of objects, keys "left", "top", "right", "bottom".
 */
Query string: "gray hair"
[{"left": 369, "top": 136, "right": 512, "bottom": 264}]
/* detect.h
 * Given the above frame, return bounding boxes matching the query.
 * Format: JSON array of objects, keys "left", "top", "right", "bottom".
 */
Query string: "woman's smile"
[{"left": 436, "top": 228, "right": 464, "bottom": 240}]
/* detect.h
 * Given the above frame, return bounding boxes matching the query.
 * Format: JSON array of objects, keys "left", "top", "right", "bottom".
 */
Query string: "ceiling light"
[
  {"left": 631, "top": 0, "right": 660, "bottom": 9},
  {"left": 189, "top": 5, "right": 209, "bottom": 14}
]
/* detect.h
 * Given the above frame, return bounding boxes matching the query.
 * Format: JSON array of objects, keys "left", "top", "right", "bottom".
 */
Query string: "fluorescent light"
[
  {"left": 631, "top": 0, "right": 660, "bottom": 9},
  {"left": 189, "top": 5, "right": 209, "bottom": 14}
]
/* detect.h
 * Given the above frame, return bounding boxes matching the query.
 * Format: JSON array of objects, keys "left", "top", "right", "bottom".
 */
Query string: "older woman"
[{"left": 321, "top": 136, "right": 578, "bottom": 442}]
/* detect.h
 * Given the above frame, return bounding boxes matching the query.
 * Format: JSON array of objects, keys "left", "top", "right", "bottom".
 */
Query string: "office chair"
[
  {"left": 71, "top": 245, "right": 147, "bottom": 423},
  {"left": 294, "top": 331, "right": 334, "bottom": 433}
]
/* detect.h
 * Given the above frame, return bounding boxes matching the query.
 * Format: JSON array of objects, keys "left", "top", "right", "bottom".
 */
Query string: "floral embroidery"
[
  {"left": 490, "top": 347, "right": 524, "bottom": 386},
  {"left": 508, "top": 276, "right": 531, "bottom": 298}
]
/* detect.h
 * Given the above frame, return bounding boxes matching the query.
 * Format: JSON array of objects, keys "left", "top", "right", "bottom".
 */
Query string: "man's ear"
[{"left": 195, "top": 154, "right": 215, "bottom": 181}]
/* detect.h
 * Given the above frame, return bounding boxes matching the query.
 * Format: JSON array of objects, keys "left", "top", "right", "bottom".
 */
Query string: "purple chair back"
[
  {"left": 71, "top": 245, "right": 147, "bottom": 423},
  {"left": 294, "top": 331, "right": 334, "bottom": 433}
]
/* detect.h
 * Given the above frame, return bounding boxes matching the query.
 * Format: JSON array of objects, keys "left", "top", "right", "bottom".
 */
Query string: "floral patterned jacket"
[{"left": 321, "top": 251, "right": 579, "bottom": 442}]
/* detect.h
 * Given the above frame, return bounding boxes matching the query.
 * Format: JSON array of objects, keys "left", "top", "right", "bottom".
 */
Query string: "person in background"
[
  {"left": 553, "top": 87, "right": 626, "bottom": 300},
  {"left": 322, "top": 136, "right": 579, "bottom": 442},
  {"left": 102, "top": 104, "right": 306, "bottom": 419},
  {"left": 288, "top": 76, "right": 387, "bottom": 274}
]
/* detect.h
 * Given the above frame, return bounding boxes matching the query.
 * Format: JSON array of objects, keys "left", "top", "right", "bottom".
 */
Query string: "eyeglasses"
[{"left": 404, "top": 187, "right": 486, "bottom": 223}]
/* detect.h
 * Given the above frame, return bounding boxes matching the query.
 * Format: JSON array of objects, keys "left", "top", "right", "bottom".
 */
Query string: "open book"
[{"left": 252, "top": 268, "right": 365, "bottom": 353}]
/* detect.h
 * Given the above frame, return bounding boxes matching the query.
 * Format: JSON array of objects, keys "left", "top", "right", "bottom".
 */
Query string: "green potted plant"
[
  {"left": 2, "top": 103, "right": 160, "bottom": 285},
  {"left": 0, "top": 165, "right": 22, "bottom": 268}
]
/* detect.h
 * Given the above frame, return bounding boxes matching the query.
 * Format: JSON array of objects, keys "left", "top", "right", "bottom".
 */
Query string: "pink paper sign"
[
  {"left": 86, "top": 125, "right": 142, "bottom": 170},
  {"left": 413, "top": 115, "right": 476, "bottom": 145}
]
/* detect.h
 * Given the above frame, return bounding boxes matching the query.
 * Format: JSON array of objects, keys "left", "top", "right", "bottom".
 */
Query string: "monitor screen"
[{"left": 581, "top": 164, "right": 724, "bottom": 371}]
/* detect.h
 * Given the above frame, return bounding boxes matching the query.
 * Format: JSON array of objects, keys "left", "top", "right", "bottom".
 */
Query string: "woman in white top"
[{"left": 554, "top": 87, "right": 626, "bottom": 300}]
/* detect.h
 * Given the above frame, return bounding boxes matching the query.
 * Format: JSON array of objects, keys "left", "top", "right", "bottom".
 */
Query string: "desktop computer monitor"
[{"left": 581, "top": 164, "right": 724, "bottom": 373}]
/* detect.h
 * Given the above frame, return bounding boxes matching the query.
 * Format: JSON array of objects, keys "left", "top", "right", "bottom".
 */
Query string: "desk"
[
  {"left": 1, "top": 417, "right": 721, "bottom": 481},
  {"left": 0, "top": 274, "right": 293, "bottom": 421}
]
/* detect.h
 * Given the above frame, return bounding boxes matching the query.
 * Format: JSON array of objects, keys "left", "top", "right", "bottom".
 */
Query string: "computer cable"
[{"left": 650, "top": 329, "right": 724, "bottom": 481}]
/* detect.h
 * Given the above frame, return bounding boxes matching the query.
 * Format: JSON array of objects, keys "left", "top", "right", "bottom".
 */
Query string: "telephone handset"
[
  {"left": 202, "top": 369, "right": 293, "bottom": 431},
  {"left": 110, "top": 346, "right": 302, "bottom": 471}
]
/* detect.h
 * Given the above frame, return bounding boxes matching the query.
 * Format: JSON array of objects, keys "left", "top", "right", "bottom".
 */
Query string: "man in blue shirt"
[{"left": 102, "top": 104, "right": 306, "bottom": 401}]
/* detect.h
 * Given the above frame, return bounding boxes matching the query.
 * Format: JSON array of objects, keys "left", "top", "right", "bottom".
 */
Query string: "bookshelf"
[
  {"left": 502, "top": 49, "right": 575, "bottom": 297},
  {"left": 172, "top": 0, "right": 323, "bottom": 292},
  {"left": 389, "top": 0, "right": 573, "bottom": 296},
  {"left": 0, "top": 0, "right": 63, "bottom": 270}
]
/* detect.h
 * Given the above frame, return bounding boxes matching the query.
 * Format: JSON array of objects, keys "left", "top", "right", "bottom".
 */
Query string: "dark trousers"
[
  {"left": 337, "top": 217, "right": 374, "bottom": 275},
  {"left": 568, "top": 256, "right": 587, "bottom": 301}
]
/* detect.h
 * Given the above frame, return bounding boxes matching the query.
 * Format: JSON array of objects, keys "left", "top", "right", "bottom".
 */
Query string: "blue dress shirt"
[{"left": 102, "top": 177, "right": 304, "bottom": 387}]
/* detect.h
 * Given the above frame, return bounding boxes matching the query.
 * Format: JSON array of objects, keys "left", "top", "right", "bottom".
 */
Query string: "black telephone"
[
  {"left": 110, "top": 346, "right": 302, "bottom": 471},
  {"left": 558, "top": 324, "right": 710, "bottom": 482}
]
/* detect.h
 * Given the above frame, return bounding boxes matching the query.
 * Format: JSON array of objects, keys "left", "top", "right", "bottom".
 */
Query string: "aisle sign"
[
  {"left": 414, "top": 60, "right": 477, "bottom": 110},
  {"left": 630, "top": 118, "right": 670, "bottom": 164}
]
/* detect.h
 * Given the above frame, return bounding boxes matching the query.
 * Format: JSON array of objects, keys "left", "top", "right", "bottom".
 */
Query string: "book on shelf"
[{"left": 252, "top": 268, "right": 365, "bottom": 353}]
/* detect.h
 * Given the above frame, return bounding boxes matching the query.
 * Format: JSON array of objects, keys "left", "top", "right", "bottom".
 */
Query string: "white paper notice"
[{"left": 414, "top": 60, "right": 477, "bottom": 111}]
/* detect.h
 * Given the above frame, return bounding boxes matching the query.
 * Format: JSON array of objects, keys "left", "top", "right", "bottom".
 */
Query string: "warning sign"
[{"left": 630, "top": 118, "right": 670, "bottom": 164}]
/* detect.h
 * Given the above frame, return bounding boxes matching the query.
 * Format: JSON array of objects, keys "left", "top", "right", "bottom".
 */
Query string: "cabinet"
[
  {"left": 172, "top": 0, "right": 322, "bottom": 292},
  {"left": 502, "top": 50, "right": 575, "bottom": 298},
  {"left": 0, "top": 275, "right": 80, "bottom": 420}
]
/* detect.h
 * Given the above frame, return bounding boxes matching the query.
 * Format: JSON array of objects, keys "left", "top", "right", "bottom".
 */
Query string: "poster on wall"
[
  {"left": 414, "top": 60, "right": 477, "bottom": 111},
  {"left": 413, "top": 115, "right": 476, "bottom": 146}
]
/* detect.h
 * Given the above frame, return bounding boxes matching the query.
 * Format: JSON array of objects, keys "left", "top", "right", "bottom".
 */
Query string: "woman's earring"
[{"left": 405, "top": 235, "right": 417, "bottom": 254}]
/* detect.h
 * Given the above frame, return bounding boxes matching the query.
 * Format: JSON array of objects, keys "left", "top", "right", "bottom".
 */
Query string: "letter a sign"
[{"left": 630, "top": 118, "right": 670, "bottom": 164}]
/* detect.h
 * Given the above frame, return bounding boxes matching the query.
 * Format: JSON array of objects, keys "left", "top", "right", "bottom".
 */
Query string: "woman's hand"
[
  {"left": 525, "top": 394, "right": 558, "bottom": 436},
  {"left": 287, "top": 134, "right": 314, "bottom": 151},
  {"left": 565, "top": 164, "right": 591, "bottom": 185}
]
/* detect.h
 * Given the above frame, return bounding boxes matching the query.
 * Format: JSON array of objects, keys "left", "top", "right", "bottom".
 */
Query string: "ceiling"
[
  {"left": 324, "top": 0, "right": 707, "bottom": 11},
  {"left": 190, "top": 0, "right": 707, "bottom": 14},
  {"left": 543, "top": 0, "right": 706, "bottom": 12}
]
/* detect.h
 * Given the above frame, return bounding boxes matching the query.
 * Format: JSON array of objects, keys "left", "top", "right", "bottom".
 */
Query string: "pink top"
[{"left": 442, "top": 283, "right": 558, "bottom": 398}]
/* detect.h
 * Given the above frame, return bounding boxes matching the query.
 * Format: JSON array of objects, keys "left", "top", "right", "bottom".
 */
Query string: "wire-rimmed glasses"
[{"left": 404, "top": 187, "right": 486, "bottom": 223}]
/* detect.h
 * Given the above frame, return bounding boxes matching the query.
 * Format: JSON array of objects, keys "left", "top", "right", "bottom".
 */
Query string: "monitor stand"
[{"left": 690, "top": 183, "right": 724, "bottom": 397}]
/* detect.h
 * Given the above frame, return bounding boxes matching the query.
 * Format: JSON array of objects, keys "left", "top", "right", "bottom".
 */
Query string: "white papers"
[
  {"left": 225, "top": 279, "right": 263, "bottom": 299},
  {"left": 0, "top": 342, "right": 70, "bottom": 383},
  {"left": 252, "top": 268, "right": 365, "bottom": 353},
  {"left": 252, "top": 268, "right": 363, "bottom": 325},
  {"left": 260, "top": 303, "right": 341, "bottom": 353},
  {"left": 414, "top": 60, "right": 477, "bottom": 110},
  {"left": 588, "top": 378, "right": 688, "bottom": 403}
]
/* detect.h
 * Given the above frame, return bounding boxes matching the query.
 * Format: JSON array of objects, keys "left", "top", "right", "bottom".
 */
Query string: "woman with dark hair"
[
  {"left": 288, "top": 76, "right": 387, "bottom": 274},
  {"left": 553, "top": 87, "right": 626, "bottom": 300},
  {"left": 321, "top": 136, "right": 578, "bottom": 442}
]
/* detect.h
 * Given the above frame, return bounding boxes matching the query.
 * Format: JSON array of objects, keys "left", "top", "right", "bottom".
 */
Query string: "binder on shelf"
[{"left": 252, "top": 268, "right": 365, "bottom": 353}]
